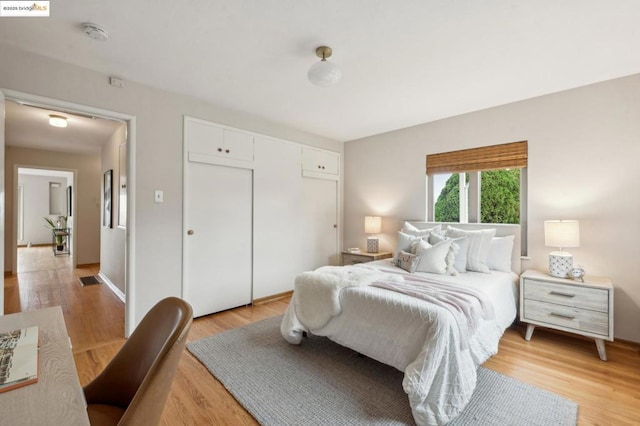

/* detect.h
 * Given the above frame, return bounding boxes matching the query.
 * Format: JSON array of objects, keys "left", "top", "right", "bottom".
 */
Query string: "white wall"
[
  {"left": 100, "top": 124, "right": 126, "bottom": 294},
  {"left": 6, "top": 148, "right": 101, "bottom": 267},
  {"left": 18, "top": 173, "right": 66, "bottom": 245},
  {"left": 344, "top": 73, "right": 640, "bottom": 343},
  {"left": 0, "top": 43, "right": 342, "bottom": 328}
]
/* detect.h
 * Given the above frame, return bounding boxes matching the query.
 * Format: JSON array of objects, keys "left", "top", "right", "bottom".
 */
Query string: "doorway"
[
  {"left": 15, "top": 167, "right": 76, "bottom": 273},
  {"left": 1, "top": 88, "right": 137, "bottom": 337}
]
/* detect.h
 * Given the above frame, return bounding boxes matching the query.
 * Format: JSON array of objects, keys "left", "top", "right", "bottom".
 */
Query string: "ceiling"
[
  {"left": 5, "top": 101, "right": 124, "bottom": 155},
  {"left": 1, "top": 0, "right": 639, "bottom": 142}
]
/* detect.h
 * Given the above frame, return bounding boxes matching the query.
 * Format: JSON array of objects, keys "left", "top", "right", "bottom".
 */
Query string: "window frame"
[{"left": 426, "top": 141, "right": 528, "bottom": 255}]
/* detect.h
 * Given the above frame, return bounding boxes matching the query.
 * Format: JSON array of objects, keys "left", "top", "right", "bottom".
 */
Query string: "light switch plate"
[{"left": 154, "top": 190, "right": 164, "bottom": 203}]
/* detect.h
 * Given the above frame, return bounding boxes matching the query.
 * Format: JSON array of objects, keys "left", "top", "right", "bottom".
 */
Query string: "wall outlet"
[{"left": 154, "top": 190, "right": 164, "bottom": 203}]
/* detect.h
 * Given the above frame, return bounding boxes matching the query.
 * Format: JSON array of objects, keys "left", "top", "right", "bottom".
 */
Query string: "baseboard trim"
[
  {"left": 253, "top": 290, "right": 293, "bottom": 305},
  {"left": 97, "top": 271, "right": 126, "bottom": 303}
]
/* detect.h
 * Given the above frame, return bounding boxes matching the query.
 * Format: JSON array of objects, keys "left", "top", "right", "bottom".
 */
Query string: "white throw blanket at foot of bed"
[{"left": 281, "top": 265, "right": 506, "bottom": 426}]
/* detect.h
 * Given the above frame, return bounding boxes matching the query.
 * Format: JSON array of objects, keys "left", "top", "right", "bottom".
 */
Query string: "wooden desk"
[{"left": 0, "top": 307, "right": 89, "bottom": 425}]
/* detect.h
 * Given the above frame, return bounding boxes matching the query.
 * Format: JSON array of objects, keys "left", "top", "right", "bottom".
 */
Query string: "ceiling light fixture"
[
  {"left": 82, "top": 22, "right": 109, "bottom": 41},
  {"left": 308, "top": 46, "right": 341, "bottom": 87},
  {"left": 49, "top": 115, "right": 68, "bottom": 128}
]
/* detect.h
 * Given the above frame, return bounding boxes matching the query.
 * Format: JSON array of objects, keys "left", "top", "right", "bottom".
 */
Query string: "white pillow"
[
  {"left": 429, "top": 233, "right": 469, "bottom": 274},
  {"left": 445, "top": 226, "right": 496, "bottom": 273},
  {"left": 486, "top": 235, "right": 514, "bottom": 272},
  {"left": 414, "top": 239, "right": 457, "bottom": 275},
  {"left": 401, "top": 222, "right": 441, "bottom": 238},
  {"left": 394, "top": 231, "right": 421, "bottom": 261},
  {"left": 396, "top": 250, "right": 420, "bottom": 273}
]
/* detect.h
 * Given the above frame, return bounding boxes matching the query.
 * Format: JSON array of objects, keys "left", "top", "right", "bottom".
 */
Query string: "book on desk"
[{"left": 0, "top": 326, "right": 39, "bottom": 393}]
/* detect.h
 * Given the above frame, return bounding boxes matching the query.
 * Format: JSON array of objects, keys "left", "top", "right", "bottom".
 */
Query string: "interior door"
[
  {"left": 300, "top": 177, "right": 338, "bottom": 269},
  {"left": 183, "top": 161, "right": 252, "bottom": 317}
]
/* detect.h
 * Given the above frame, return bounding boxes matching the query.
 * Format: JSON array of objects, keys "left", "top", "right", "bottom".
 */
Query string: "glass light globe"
[{"left": 308, "top": 60, "right": 341, "bottom": 87}]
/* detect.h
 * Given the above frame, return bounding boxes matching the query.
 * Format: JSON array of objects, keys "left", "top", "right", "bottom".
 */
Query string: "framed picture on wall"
[
  {"left": 103, "top": 169, "right": 113, "bottom": 228},
  {"left": 67, "top": 185, "right": 72, "bottom": 217},
  {"left": 118, "top": 143, "right": 127, "bottom": 229}
]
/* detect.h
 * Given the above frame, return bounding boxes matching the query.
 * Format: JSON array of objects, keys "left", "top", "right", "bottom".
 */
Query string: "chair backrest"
[{"left": 83, "top": 297, "right": 193, "bottom": 425}]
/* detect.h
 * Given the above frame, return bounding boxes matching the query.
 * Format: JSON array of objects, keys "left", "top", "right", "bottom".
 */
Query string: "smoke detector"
[{"left": 82, "top": 23, "right": 109, "bottom": 41}]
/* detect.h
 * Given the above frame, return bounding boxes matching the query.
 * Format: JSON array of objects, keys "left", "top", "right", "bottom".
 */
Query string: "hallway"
[{"left": 4, "top": 245, "right": 125, "bottom": 355}]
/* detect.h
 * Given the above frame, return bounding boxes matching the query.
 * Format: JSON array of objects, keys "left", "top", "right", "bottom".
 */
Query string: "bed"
[{"left": 281, "top": 222, "right": 521, "bottom": 425}]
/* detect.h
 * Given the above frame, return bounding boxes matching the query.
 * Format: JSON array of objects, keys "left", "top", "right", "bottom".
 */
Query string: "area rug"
[
  {"left": 78, "top": 275, "right": 101, "bottom": 286},
  {"left": 188, "top": 316, "right": 578, "bottom": 426}
]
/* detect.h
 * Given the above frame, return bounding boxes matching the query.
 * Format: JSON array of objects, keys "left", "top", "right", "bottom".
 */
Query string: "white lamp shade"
[
  {"left": 308, "top": 60, "right": 341, "bottom": 87},
  {"left": 364, "top": 216, "right": 382, "bottom": 234},
  {"left": 544, "top": 220, "right": 580, "bottom": 249}
]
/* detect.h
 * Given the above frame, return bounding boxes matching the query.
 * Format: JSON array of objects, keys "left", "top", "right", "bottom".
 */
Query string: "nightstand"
[
  {"left": 341, "top": 251, "right": 392, "bottom": 266},
  {"left": 519, "top": 269, "right": 614, "bottom": 361}
]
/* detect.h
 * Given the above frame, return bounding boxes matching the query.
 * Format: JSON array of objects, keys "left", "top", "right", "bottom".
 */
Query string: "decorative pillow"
[
  {"left": 486, "top": 235, "right": 514, "bottom": 272},
  {"left": 414, "top": 239, "right": 457, "bottom": 275},
  {"left": 429, "top": 233, "right": 469, "bottom": 273},
  {"left": 396, "top": 250, "right": 419, "bottom": 273},
  {"left": 445, "top": 226, "right": 496, "bottom": 273},
  {"left": 401, "top": 222, "right": 441, "bottom": 238},
  {"left": 393, "top": 231, "right": 422, "bottom": 261}
]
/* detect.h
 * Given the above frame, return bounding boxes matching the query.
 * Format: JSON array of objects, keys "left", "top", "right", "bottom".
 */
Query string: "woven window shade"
[{"left": 426, "top": 141, "right": 527, "bottom": 175}]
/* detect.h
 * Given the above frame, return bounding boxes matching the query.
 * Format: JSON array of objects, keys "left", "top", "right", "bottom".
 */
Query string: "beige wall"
[
  {"left": 6, "top": 147, "right": 101, "bottom": 266},
  {"left": 100, "top": 124, "right": 126, "bottom": 294},
  {"left": 344, "top": 73, "right": 640, "bottom": 343},
  {"left": 0, "top": 43, "right": 342, "bottom": 329}
]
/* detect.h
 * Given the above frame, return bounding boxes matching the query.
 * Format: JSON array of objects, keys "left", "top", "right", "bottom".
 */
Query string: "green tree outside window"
[{"left": 434, "top": 170, "right": 520, "bottom": 224}]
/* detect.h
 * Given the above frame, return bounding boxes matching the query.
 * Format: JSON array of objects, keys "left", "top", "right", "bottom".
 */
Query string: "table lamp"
[
  {"left": 544, "top": 220, "right": 580, "bottom": 278},
  {"left": 365, "top": 216, "right": 382, "bottom": 253}
]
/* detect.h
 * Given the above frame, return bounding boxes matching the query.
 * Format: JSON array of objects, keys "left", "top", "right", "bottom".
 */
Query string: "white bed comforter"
[{"left": 281, "top": 261, "right": 518, "bottom": 426}]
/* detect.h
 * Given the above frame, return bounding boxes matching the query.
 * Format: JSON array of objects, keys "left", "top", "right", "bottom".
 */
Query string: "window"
[
  {"left": 426, "top": 141, "right": 528, "bottom": 254},
  {"left": 432, "top": 170, "right": 520, "bottom": 224},
  {"left": 433, "top": 172, "right": 466, "bottom": 222}
]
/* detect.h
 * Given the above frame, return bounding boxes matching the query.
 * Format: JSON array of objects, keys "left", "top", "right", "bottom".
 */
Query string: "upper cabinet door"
[
  {"left": 223, "top": 129, "right": 254, "bottom": 161},
  {"left": 185, "top": 117, "right": 255, "bottom": 169},
  {"left": 302, "top": 147, "right": 339, "bottom": 176},
  {"left": 187, "top": 119, "right": 224, "bottom": 156}
]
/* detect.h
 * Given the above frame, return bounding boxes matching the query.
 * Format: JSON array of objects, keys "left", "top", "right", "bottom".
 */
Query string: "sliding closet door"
[
  {"left": 183, "top": 161, "right": 252, "bottom": 317},
  {"left": 253, "top": 137, "right": 304, "bottom": 299}
]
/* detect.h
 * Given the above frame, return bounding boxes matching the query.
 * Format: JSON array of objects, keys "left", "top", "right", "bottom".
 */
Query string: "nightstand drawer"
[
  {"left": 342, "top": 254, "right": 367, "bottom": 265},
  {"left": 523, "top": 279, "right": 609, "bottom": 312},
  {"left": 341, "top": 251, "right": 392, "bottom": 266},
  {"left": 523, "top": 299, "right": 609, "bottom": 336}
]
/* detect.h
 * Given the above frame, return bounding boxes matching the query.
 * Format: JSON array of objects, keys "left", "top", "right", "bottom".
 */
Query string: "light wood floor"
[{"left": 5, "top": 246, "right": 640, "bottom": 425}]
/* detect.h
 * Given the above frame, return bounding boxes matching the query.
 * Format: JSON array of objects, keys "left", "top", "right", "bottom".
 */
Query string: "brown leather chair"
[{"left": 83, "top": 297, "right": 193, "bottom": 425}]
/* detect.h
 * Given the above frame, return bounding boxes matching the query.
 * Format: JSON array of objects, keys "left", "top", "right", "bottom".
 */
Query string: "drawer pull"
[
  {"left": 549, "top": 291, "right": 575, "bottom": 298},
  {"left": 550, "top": 312, "right": 576, "bottom": 320}
]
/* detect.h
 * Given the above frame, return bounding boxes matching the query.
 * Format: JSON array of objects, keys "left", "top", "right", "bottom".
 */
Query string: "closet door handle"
[
  {"left": 187, "top": 230, "right": 194, "bottom": 235},
  {"left": 225, "top": 149, "right": 230, "bottom": 154},
  {"left": 217, "top": 148, "right": 223, "bottom": 152}
]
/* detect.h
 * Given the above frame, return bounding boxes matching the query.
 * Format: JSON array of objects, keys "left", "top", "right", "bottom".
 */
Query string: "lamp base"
[
  {"left": 367, "top": 237, "right": 379, "bottom": 253},
  {"left": 548, "top": 251, "right": 573, "bottom": 278}
]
